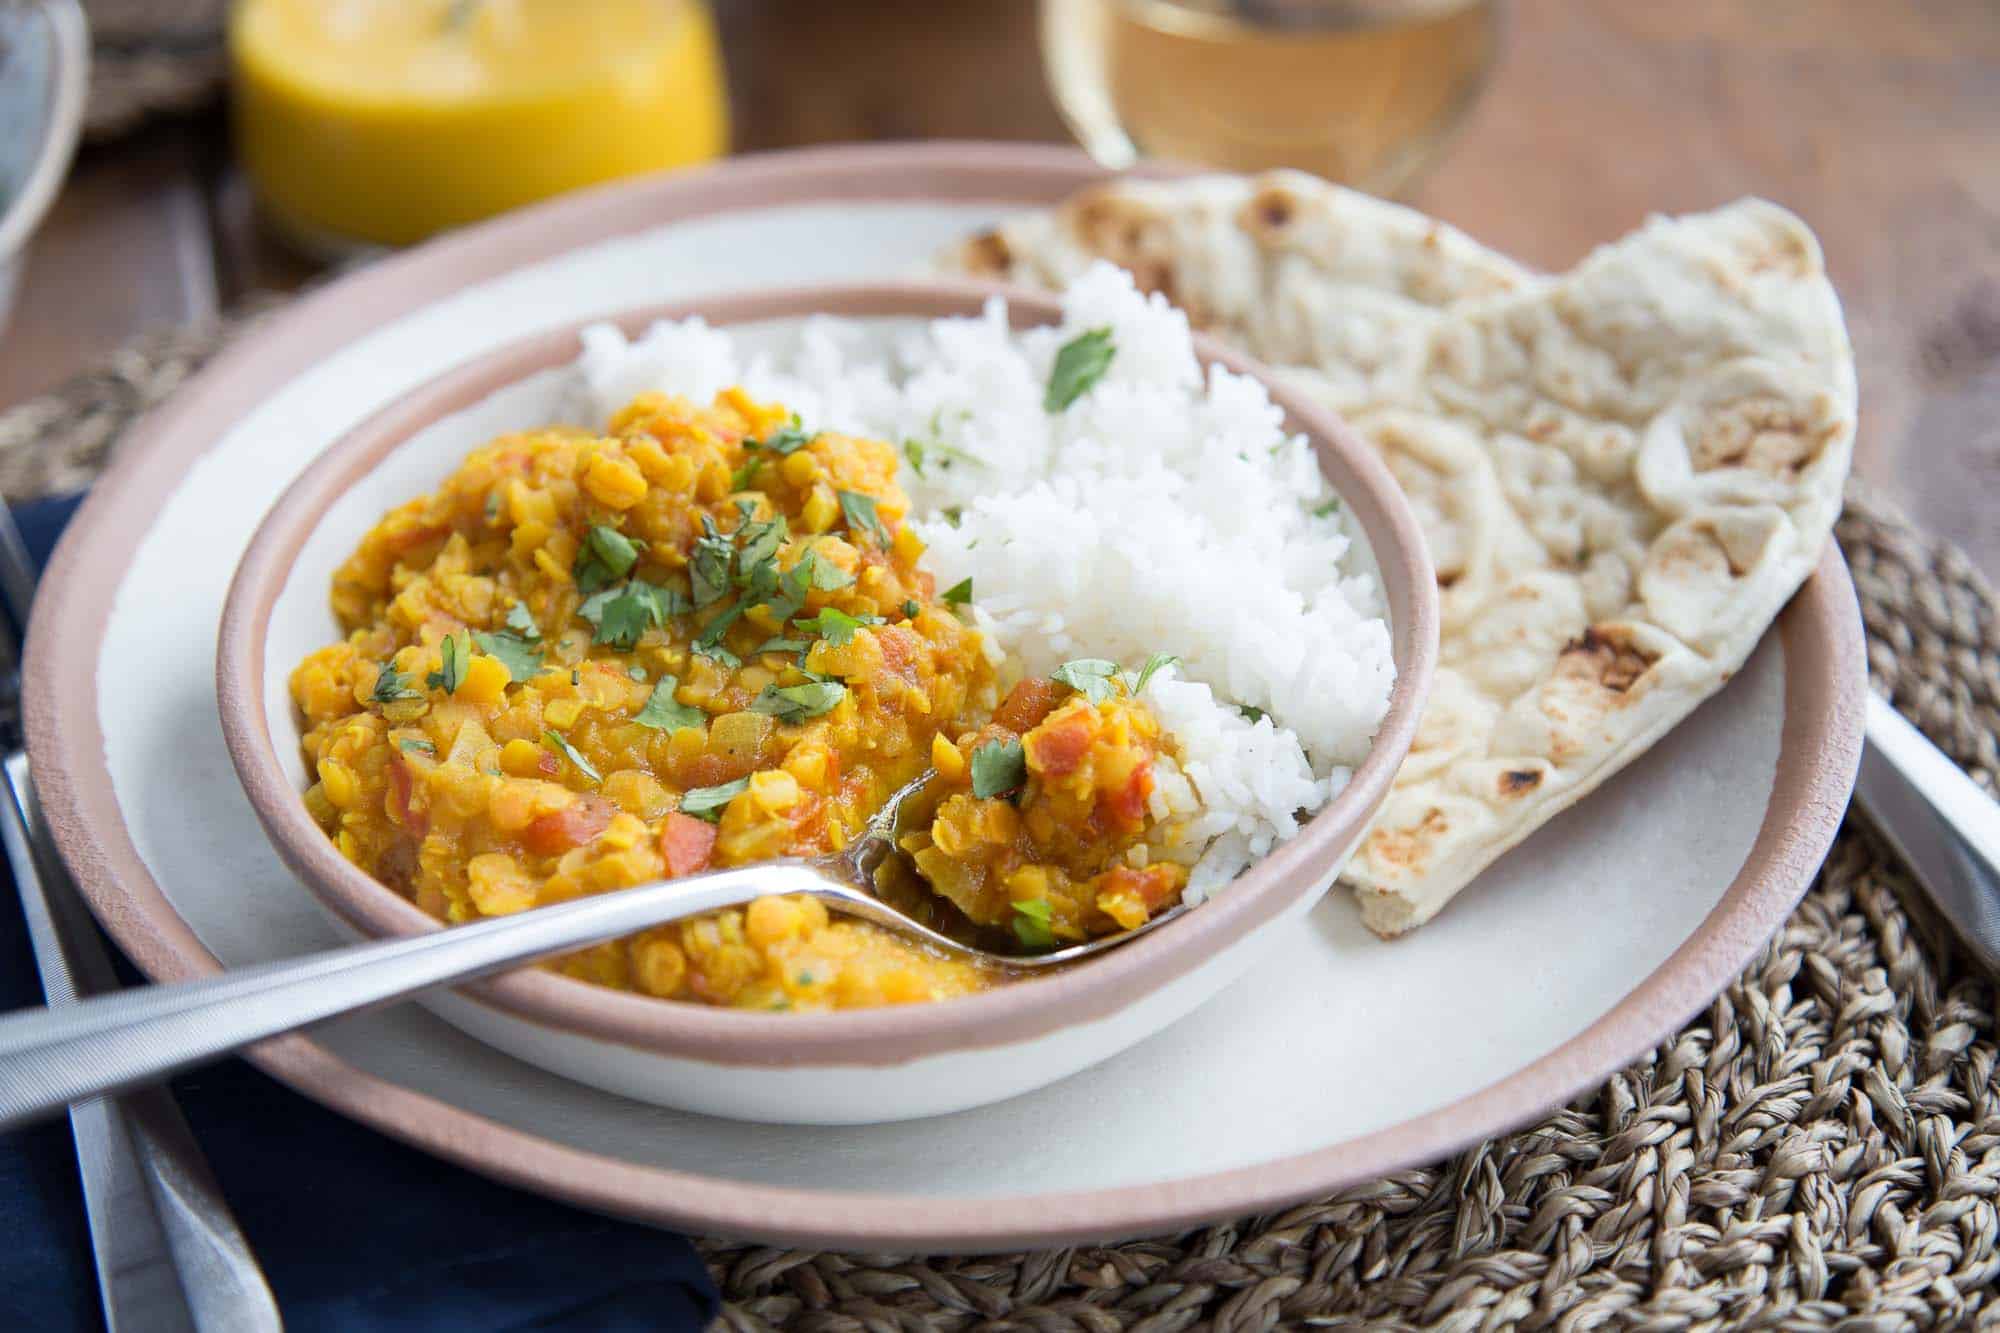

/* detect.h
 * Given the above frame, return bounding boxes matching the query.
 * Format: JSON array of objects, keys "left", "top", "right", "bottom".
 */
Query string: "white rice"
[{"left": 573, "top": 264, "right": 1395, "bottom": 896}]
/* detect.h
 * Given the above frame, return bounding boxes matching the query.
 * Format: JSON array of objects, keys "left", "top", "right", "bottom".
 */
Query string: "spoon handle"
[{"left": 0, "top": 859, "right": 832, "bottom": 1130}]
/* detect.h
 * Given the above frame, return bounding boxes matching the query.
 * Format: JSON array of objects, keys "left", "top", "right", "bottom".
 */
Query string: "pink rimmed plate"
[{"left": 23, "top": 142, "right": 1863, "bottom": 1250}]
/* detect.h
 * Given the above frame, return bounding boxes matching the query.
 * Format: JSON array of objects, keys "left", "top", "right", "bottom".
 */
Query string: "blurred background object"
[
  {"left": 230, "top": 0, "right": 727, "bottom": 253},
  {"left": 0, "top": 1, "right": 1997, "bottom": 581},
  {"left": 0, "top": 0, "right": 86, "bottom": 333},
  {"left": 1041, "top": 0, "right": 1501, "bottom": 195}
]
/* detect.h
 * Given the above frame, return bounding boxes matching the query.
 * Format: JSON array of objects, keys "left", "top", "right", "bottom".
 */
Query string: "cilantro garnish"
[
  {"left": 902, "top": 437, "right": 984, "bottom": 478},
  {"left": 1312, "top": 498, "right": 1341, "bottom": 518},
  {"left": 787, "top": 547, "right": 852, "bottom": 594},
  {"left": 901, "top": 599, "right": 920, "bottom": 619},
  {"left": 483, "top": 490, "right": 502, "bottom": 524},
  {"left": 749, "top": 681, "right": 846, "bottom": 724},
  {"left": 757, "top": 636, "right": 809, "bottom": 654},
  {"left": 836, "top": 489, "right": 890, "bottom": 546},
  {"left": 1044, "top": 327, "right": 1116, "bottom": 412},
  {"left": 1130, "top": 652, "right": 1180, "bottom": 694},
  {"left": 941, "top": 577, "right": 972, "bottom": 608},
  {"left": 628, "top": 666, "right": 647, "bottom": 681},
  {"left": 693, "top": 602, "right": 743, "bottom": 668},
  {"left": 735, "top": 513, "right": 788, "bottom": 577},
  {"left": 634, "top": 676, "right": 705, "bottom": 732},
  {"left": 471, "top": 629, "right": 543, "bottom": 683},
  {"left": 748, "top": 419, "right": 812, "bottom": 456},
  {"left": 503, "top": 603, "right": 541, "bottom": 639},
  {"left": 579, "top": 577, "right": 684, "bottom": 652},
  {"left": 541, "top": 730, "right": 602, "bottom": 784},
  {"left": 1012, "top": 898, "right": 1057, "bottom": 951},
  {"left": 1052, "top": 658, "right": 1120, "bottom": 705},
  {"left": 791, "top": 606, "right": 881, "bottom": 648},
  {"left": 397, "top": 738, "right": 436, "bottom": 756},
  {"left": 970, "top": 738, "right": 1027, "bottom": 800},
  {"left": 573, "top": 524, "right": 641, "bottom": 594},
  {"left": 1239, "top": 705, "right": 1267, "bottom": 723},
  {"left": 679, "top": 776, "right": 750, "bottom": 822},
  {"left": 941, "top": 506, "right": 963, "bottom": 527},
  {"left": 371, "top": 660, "right": 422, "bottom": 704},
  {"left": 687, "top": 517, "right": 734, "bottom": 606}
]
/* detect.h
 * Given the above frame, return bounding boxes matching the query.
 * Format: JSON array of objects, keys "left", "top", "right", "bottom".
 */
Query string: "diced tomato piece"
[
  {"left": 1024, "top": 714, "right": 1094, "bottom": 778},
  {"left": 660, "top": 812, "right": 717, "bottom": 877},
  {"left": 386, "top": 755, "right": 428, "bottom": 839},
  {"left": 994, "top": 678, "right": 1060, "bottom": 734},
  {"left": 1103, "top": 864, "right": 1178, "bottom": 911},
  {"left": 1103, "top": 763, "right": 1154, "bottom": 832},
  {"left": 874, "top": 625, "right": 919, "bottom": 682},
  {"left": 679, "top": 753, "right": 754, "bottom": 789},
  {"left": 522, "top": 796, "right": 614, "bottom": 857}
]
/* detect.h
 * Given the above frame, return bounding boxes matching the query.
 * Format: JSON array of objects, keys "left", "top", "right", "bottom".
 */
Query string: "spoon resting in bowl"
[{"left": 0, "top": 767, "right": 1189, "bottom": 1129}]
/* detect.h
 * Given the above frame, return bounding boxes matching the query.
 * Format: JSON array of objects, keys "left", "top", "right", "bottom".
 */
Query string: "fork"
[{"left": 0, "top": 498, "right": 280, "bottom": 1329}]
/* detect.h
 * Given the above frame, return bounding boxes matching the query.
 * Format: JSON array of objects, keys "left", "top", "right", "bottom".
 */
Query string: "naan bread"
[{"left": 942, "top": 172, "right": 1856, "bottom": 935}]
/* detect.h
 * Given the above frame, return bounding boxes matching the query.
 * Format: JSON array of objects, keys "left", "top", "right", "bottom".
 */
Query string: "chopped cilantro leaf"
[
  {"left": 749, "top": 681, "right": 847, "bottom": 723},
  {"left": 941, "top": 577, "right": 972, "bottom": 607},
  {"left": 634, "top": 676, "right": 706, "bottom": 732},
  {"left": 902, "top": 599, "right": 920, "bottom": 619},
  {"left": 1239, "top": 705, "right": 1267, "bottom": 723},
  {"left": 693, "top": 601, "right": 743, "bottom": 668},
  {"left": 729, "top": 457, "right": 763, "bottom": 492},
  {"left": 836, "top": 489, "right": 889, "bottom": 546},
  {"left": 941, "top": 506, "right": 963, "bottom": 527},
  {"left": 735, "top": 514, "right": 788, "bottom": 577},
  {"left": 628, "top": 666, "right": 648, "bottom": 682},
  {"left": 792, "top": 606, "right": 881, "bottom": 648},
  {"left": 902, "top": 438, "right": 926, "bottom": 477},
  {"left": 574, "top": 524, "right": 641, "bottom": 594},
  {"left": 787, "top": 548, "right": 852, "bottom": 594},
  {"left": 483, "top": 490, "right": 502, "bottom": 523},
  {"left": 371, "top": 660, "right": 422, "bottom": 704},
  {"left": 757, "top": 636, "right": 809, "bottom": 653},
  {"left": 397, "top": 738, "right": 436, "bottom": 755},
  {"left": 749, "top": 420, "right": 812, "bottom": 456},
  {"left": 504, "top": 603, "right": 541, "bottom": 639},
  {"left": 471, "top": 629, "right": 543, "bottom": 683},
  {"left": 426, "top": 633, "right": 467, "bottom": 693},
  {"left": 1130, "top": 652, "right": 1181, "bottom": 694},
  {"left": 1052, "top": 658, "right": 1120, "bottom": 705},
  {"left": 690, "top": 517, "right": 735, "bottom": 607},
  {"left": 970, "top": 738, "right": 1027, "bottom": 800},
  {"left": 679, "top": 776, "right": 750, "bottom": 822},
  {"left": 1012, "top": 898, "right": 1057, "bottom": 951},
  {"left": 541, "top": 729, "right": 602, "bottom": 784},
  {"left": 1312, "top": 498, "right": 1342, "bottom": 518},
  {"left": 1044, "top": 327, "right": 1116, "bottom": 412}
]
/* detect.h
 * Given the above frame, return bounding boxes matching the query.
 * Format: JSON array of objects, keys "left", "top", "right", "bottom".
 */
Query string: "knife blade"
[
  {"left": 1854, "top": 693, "right": 2000, "bottom": 974},
  {"left": 3, "top": 753, "right": 281, "bottom": 1330}
]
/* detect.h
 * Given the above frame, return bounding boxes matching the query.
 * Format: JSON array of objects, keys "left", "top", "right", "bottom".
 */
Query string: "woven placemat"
[
  {"left": 5, "top": 317, "right": 1998, "bottom": 1330},
  {"left": 78, "top": 0, "right": 227, "bottom": 141}
]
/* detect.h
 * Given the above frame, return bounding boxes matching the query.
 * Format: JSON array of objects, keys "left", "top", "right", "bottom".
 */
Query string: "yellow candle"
[{"left": 231, "top": 0, "right": 729, "bottom": 250}]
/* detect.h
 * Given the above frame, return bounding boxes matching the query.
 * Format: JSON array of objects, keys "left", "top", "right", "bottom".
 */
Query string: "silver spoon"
[{"left": 0, "top": 768, "right": 1188, "bottom": 1129}]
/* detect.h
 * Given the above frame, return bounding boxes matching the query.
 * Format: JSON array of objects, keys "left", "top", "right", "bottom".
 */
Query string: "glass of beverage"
[{"left": 1040, "top": 0, "right": 1502, "bottom": 195}]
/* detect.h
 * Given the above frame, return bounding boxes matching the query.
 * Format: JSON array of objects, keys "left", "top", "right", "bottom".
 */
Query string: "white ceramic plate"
[{"left": 25, "top": 143, "right": 1864, "bottom": 1249}]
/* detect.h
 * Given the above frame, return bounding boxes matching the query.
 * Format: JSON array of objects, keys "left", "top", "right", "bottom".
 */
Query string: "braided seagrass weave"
[
  {"left": 78, "top": 0, "right": 227, "bottom": 140},
  {"left": 3, "top": 318, "right": 1996, "bottom": 1329}
]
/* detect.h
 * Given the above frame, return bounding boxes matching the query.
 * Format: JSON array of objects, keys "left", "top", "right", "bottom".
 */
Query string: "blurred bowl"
[{"left": 0, "top": 0, "right": 87, "bottom": 333}]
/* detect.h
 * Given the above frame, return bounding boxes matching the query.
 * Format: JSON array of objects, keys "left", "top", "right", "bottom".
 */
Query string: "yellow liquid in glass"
[{"left": 232, "top": 0, "right": 729, "bottom": 249}]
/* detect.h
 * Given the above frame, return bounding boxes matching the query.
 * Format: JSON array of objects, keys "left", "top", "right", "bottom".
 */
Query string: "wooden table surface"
[{"left": 3, "top": 0, "right": 1995, "bottom": 575}]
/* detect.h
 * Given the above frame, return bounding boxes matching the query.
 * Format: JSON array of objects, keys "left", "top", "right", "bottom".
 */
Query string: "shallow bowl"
[{"left": 216, "top": 280, "right": 1439, "bottom": 1124}]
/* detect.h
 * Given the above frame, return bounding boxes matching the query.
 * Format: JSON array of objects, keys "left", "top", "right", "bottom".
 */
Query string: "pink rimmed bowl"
[{"left": 215, "top": 280, "right": 1439, "bottom": 1125}]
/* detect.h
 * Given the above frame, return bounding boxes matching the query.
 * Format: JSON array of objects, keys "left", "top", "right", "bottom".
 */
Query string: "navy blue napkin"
[{"left": 0, "top": 494, "right": 718, "bottom": 1333}]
